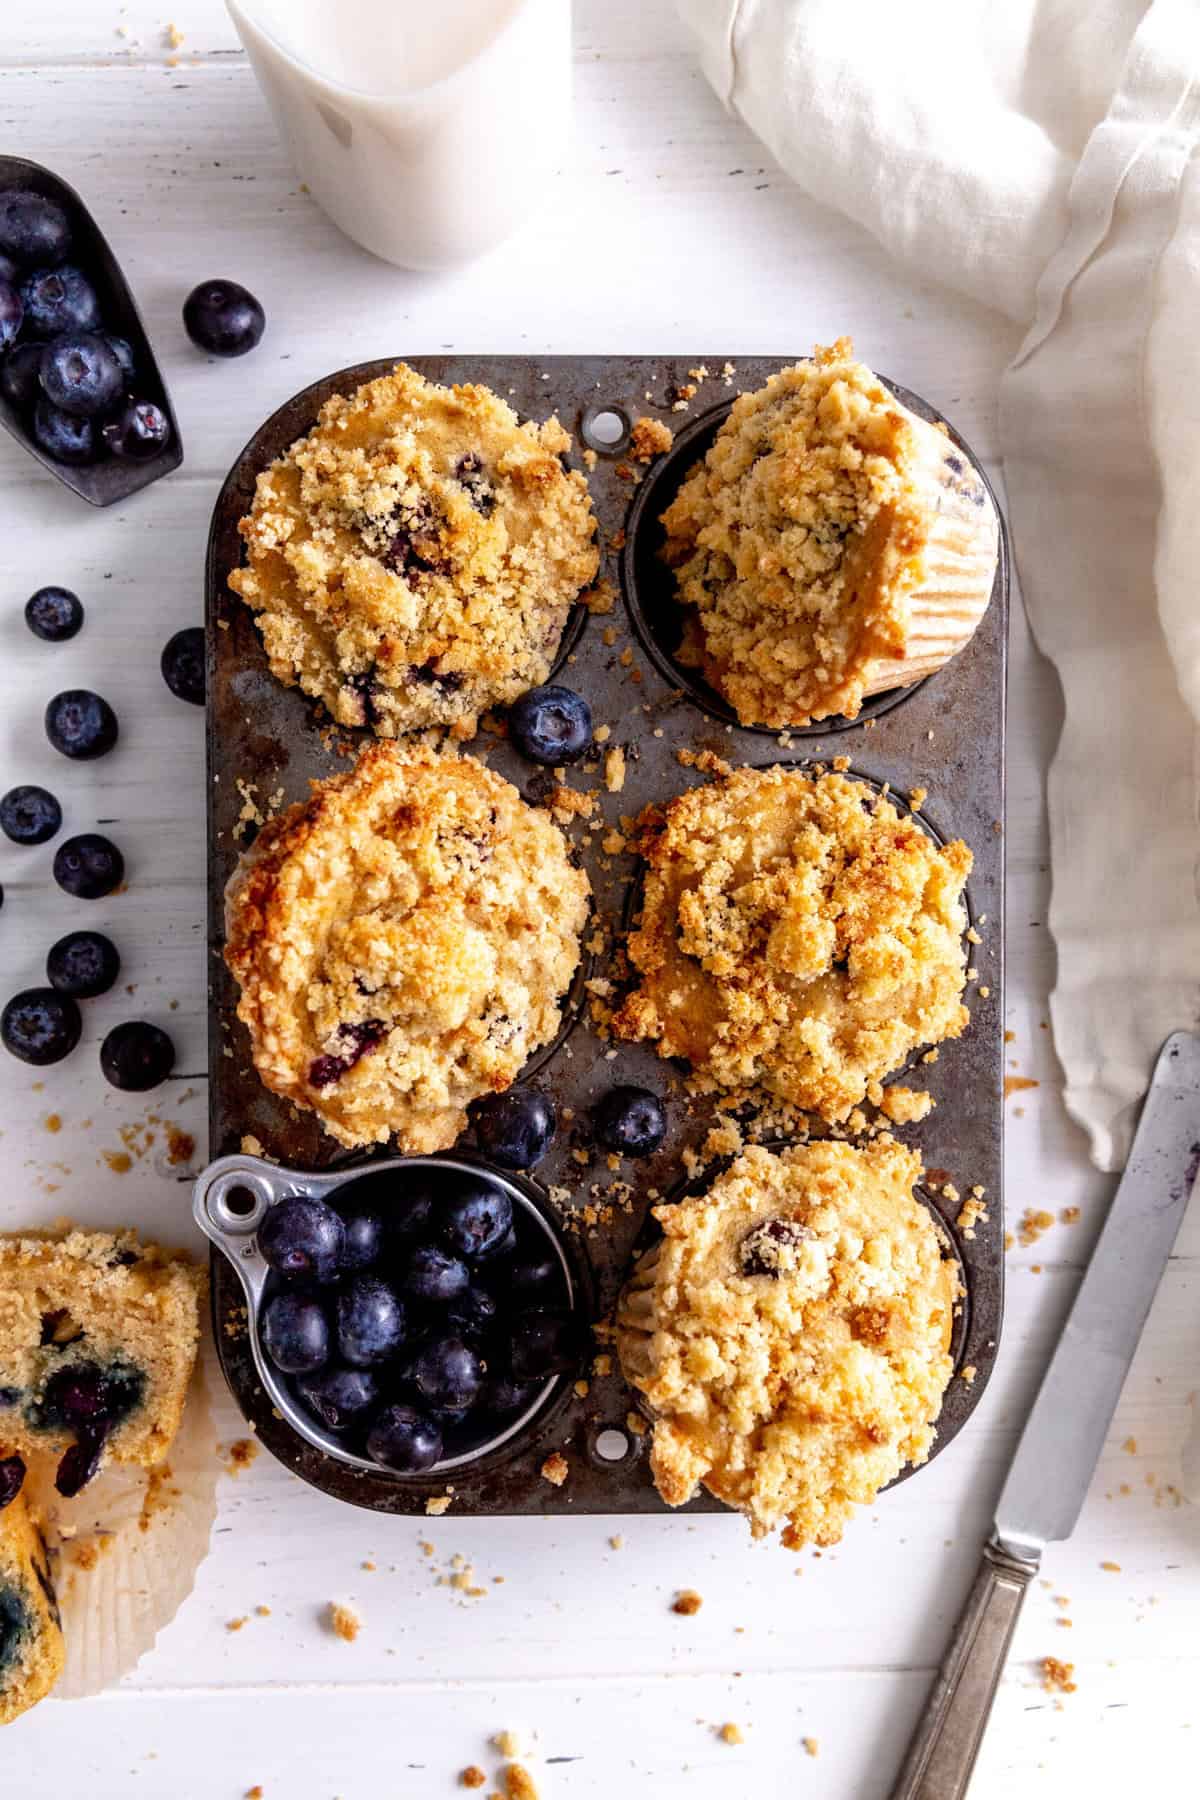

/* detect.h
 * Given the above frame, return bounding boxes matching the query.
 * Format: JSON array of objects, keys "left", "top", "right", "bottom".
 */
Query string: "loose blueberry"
[
  {"left": 365, "top": 1403, "right": 442, "bottom": 1473},
  {"left": 257, "top": 1195, "right": 344, "bottom": 1285},
  {"left": 297, "top": 1364, "right": 379, "bottom": 1432},
  {"left": 0, "top": 1455, "right": 24, "bottom": 1512},
  {"left": 45, "top": 689, "right": 118, "bottom": 759},
  {"left": 469, "top": 1087, "right": 556, "bottom": 1169},
  {"left": 1, "top": 988, "right": 81, "bottom": 1065},
  {"left": 46, "top": 929, "right": 120, "bottom": 999},
  {"left": 440, "top": 1179, "right": 513, "bottom": 1261},
  {"left": 99, "top": 1020, "right": 175, "bottom": 1090},
  {"left": 508, "top": 683, "right": 593, "bottom": 766},
  {"left": 39, "top": 332, "right": 123, "bottom": 418},
  {"left": 444, "top": 1284, "right": 500, "bottom": 1343},
  {"left": 592, "top": 1085, "right": 667, "bottom": 1158},
  {"left": 53, "top": 833, "right": 124, "bottom": 899},
  {"left": 33, "top": 395, "right": 94, "bottom": 464},
  {"left": 338, "top": 1207, "right": 386, "bottom": 1273},
  {"left": 2, "top": 342, "right": 46, "bottom": 411},
  {"left": 100, "top": 333, "right": 135, "bottom": 381},
  {"left": 25, "top": 584, "right": 83, "bottom": 641},
  {"left": 183, "top": 279, "right": 266, "bottom": 357},
  {"left": 262, "top": 1291, "right": 330, "bottom": 1374},
  {"left": 20, "top": 265, "right": 99, "bottom": 339},
  {"left": 0, "top": 280, "right": 22, "bottom": 352},
  {"left": 484, "top": 1373, "right": 542, "bottom": 1417},
  {"left": 504, "top": 1254, "right": 562, "bottom": 1303},
  {"left": 55, "top": 1427, "right": 105, "bottom": 1498},
  {"left": 0, "top": 784, "right": 61, "bottom": 846},
  {"left": 102, "top": 397, "right": 171, "bottom": 460},
  {"left": 0, "top": 191, "right": 72, "bottom": 269},
  {"left": 399, "top": 1243, "right": 470, "bottom": 1305},
  {"left": 335, "top": 1275, "right": 405, "bottom": 1367},
  {"left": 160, "top": 626, "right": 205, "bottom": 704},
  {"left": 409, "top": 1335, "right": 484, "bottom": 1412},
  {"left": 509, "top": 1310, "right": 580, "bottom": 1379}
]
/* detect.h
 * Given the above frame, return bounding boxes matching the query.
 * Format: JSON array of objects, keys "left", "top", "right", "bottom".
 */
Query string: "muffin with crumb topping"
[{"left": 0, "top": 1481, "right": 64, "bottom": 1725}]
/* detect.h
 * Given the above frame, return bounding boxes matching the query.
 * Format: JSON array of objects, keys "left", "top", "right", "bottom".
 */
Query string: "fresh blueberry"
[
  {"left": 2, "top": 343, "right": 46, "bottom": 411},
  {"left": 366, "top": 1403, "right": 442, "bottom": 1473},
  {"left": 469, "top": 1087, "right": 556, "bottom": 1169},
  {"left": 33, "top": 395, "right": 94, "bottom": 464},
  {"left": 257, "top": 1195, "right": 344, "bottom": 1285},
  {"left": 160, "top": 626, "right": 205, "bottom": 704},
  {"left": 20, "top": 265, "right": 99, "bottom": 338},
  {"left": 0, "top": 251, "right": 16, "bottom": 285},
  {"left": 409, "top": 1335, "right": 484, "bottom": 1412},
  {"left": 504, "top": 1254, "right": 563, "bottom": 1304},
  {"left": 297, "top": 1364, "right": 379, "bottom": 1432},
  {"left": 45, "top": 689, "right": 118, "bottom": 759},
  {"left": 0, "top": 280, "right": 22, "bottom": 352},
  {"left": 0, "top": 1454, "right": 24, "bottom": 1512},
  {"left": 338, "top": 1207, "right": 386, "bottom": 1273},
  {"left": 440, "top": 1179, "right": 513, "bottom": 1261},
  {"left": 39, "top": 332, "right": 123, "bottom": 418},
  {"left": 0, "top": 191, "right": 72, "bottom": 268},
  {"left": 444, "top": 1284, "right": 499, "bottom": 1343},
  {"left": 25, "top": 585, "right": 83, "bottom": 641},
  {"left": 102, "top": 397, "right": 171, "bottom": 460},
  {"left": 46, "top": 930, "right": 120, "bottom": 999},
  {"left": 0, "top": 784, "right": 61, "bottom": 846},
  {"left": 484, "top": 1373, "right": 542, "bottom": 1417},
  {"left": 100, "top": 333, "right": 135, "bottom": 382},
  {"left": 53, "top": 833, "right": 124, "bottom": 899},
  {"left": 386, "top": 1186, "right": 435, "bottom": 1242},
  {"left": 508, "top": 683, "right": 593, "bottom": 766},
  {"left": 335, "top": 1275, "right": 405, "bottom": 1367},
  {"left": 1, "top": 988, "right": 81, "bottom": 1065},
  {"left": 592, "top": 1085, "right": 667, "bottom": 1158},
  {"left": 183, "top": 279, "right": 266, "bottom": 357},
  {"left": 100, "top": 1020, "right": 175, "bottom": 1090},
  {"left": 509, "top": 1310, "right": 580, "bottom": 1379},
  {"left": 262, "top": 1291, "right": 330, "bottom": 1374},
  {"left": 489, "top": 1224, "right": 518, "bottom": 1260},
  {"left": 399, "top": 1243, "right": 470, "bottom": 1305}
]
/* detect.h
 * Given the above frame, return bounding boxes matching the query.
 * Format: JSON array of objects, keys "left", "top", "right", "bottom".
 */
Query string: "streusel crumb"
[
  {"left": 540, "top": 1452, "right": 569, "bottom": 1488},
  {"left": 327, "top": 1602, "right": 360, "bottom": 1642}
]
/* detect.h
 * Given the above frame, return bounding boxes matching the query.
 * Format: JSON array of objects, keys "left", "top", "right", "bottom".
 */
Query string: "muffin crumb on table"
[{"left": 326, "top": 1601, "right": 361, "bottom": 1643}]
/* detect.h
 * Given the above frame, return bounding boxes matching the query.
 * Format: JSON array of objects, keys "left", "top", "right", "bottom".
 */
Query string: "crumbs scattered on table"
[
  {"left": 1017, "top": 1208, "right": 1054, "bottom": 1249},
  {"left": 1122, "top": 1437, "right": 1138, "bottom": 1455},
  {"left": 540, "top": 1451, "right": 569, "bottom": 1487},
  {"left": 225, "top": 1437, "right": 259, "bottom": 1476},
  {"left": 802, "top": 1737, "right": 820, "bottom": 1758},
  {"left": 327, "top": 1601, "right": 361, "bottom": 1642},
  {"left": 672, "top": 1589, "right": 703, "bottom": 1615},
  {"left": 1040, "top": 1656, "right": 1076, "bottom": 1694},
  {"left": 718, "top": 1722, "right": 744, "bottom": 1745},
  {"left": 1100, "top": 1560, "right": 1121, "bottom": 1572},
  {"left": 1060, "top": 1206, "right": 1080, "bottom": 1226},
  {"left": 227, "top": 1616, "right": 248, "bottom": 1632},
  {"left": 460, "top": 1771, "right": 487, "bottom": 1791},
  {"left": 1004, "top": 1074, "right": 1039, "bottom": 1099},
  {"left": 609, "top": 1533, "right": 624, "bottom": 1550}
]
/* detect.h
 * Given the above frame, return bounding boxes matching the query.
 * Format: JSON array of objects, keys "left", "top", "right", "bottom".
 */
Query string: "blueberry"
[
  {"left": 508, "top": 683, "right": 593, "bottom": 766},
  {"left": 2, "top": 343, "right": 46, "bottom": 412},
  {"left": 338, "top": 1207, "right": 386, "bottom": 1273},
  {"left": 444, "top": 1284, "right": 499, "bottom": 1343},
  {"left": 53, "top": 833, "right": 124, "bottom": 899},
  {"left": 25, "top": 585, "right": 83, "bottom": 641},
  {"left": 0, "top": 784, "right": 61, "bottom": 846},
  {"left": 0, "top": 191, "right": 72, "bottom": 268},
  {"left": 297, "top": 1364, "right": 379, "bottom": 1432},
  {"left": 100, "top": 333, "right": 135, "bottom": 382},
  {"left": 504, "top": 1254, "right": 562, "bottom": 1304},
  {"left": 102, "top": 397, "right": 171, "bottom": 460},
  {"left": 386, "top": 1186, "right": 435, "bottom": 1242},
  {"left": 160, "top": 626, "right": 205, "bottom": 704},
  {"left": 33, "top": 396, "right": 94, "bottom": 465},
  {"left": 262, "top": 1291, "right": 330, "bottom": 1374},
  {"left": 55, "top": 1427, "right": 105, "bottom": 1498},
  {"left": 0, "top": 251, "right": 15, "bottom": 285},
  {"left": 441, "top": 1179, "right": 513, "bottom": 1261},
  {"left": 0, "top": 280, "right": 22, "bottom": 352},
  {"left": 592, "top": 1085, "right": 667, "bottom": 1158},
  {"left": 1, "top": 988, "right": 81, "bottom": 1065},
  {"left": 335, "top": 1274, "right": 405, "bottom": 1367},
  {"left": 469, "top": 1087, "right": 556, "bottom": 1169},
  {"left": 0, "top": 1455, "right": 24, "bottom": 1513},
  {"left": 366, "top": 1403, "right": 442, "bottom": 1473},
  {"left": 257, "top": 1195, "right": 344, "bottom": 1285},
  {"left": 46, "top": 929, "right": 120, "bottom": 999},
  {"left": 20, "top": 265, "right": 99, "bottom": 339},
  {"left": 399, "top": 1243, "right": 470, "bottom": 1305},
  {"left": 99, "top": 1020, "right": 174, "bottom": 1091},
  {"left": 45, "top": 689, "right": 118, "bottom": 759},
  {"left": 183, "top": 279, "right": 266, "bottom": 357},
  {"left": 484, "top": 1373, "right": 542, "bottom": 1417},
  {"left": 39, "top": 332, "right": 123, "bottom": 418},
  {"left": 509, "top": 1310, "right": 580, "bottom": 1379},
  {"left": 409, "top": 1335, "right": 484, "bottom": 1411}
]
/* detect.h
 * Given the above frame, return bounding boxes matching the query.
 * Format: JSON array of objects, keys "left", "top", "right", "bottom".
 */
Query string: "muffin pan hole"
[
  {"left": 590, "top": 1424, "right": 634, "bottom": 1466},
  {"left": 580, "top": 405, "right": 631, "bottom": 456}
]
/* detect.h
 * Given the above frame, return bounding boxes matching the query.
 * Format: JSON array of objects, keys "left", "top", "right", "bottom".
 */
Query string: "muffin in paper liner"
[
  {"left": 615, "top": 1139, "right": 957, "bottom": 1548},
  {"left": 660, "top": 339, "right": 1000, "bottom": 728}
]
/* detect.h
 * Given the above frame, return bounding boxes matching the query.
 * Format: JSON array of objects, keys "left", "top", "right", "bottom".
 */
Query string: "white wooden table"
[{"left": 1, "top": 5, "right": 1196, "bottom": 1795}]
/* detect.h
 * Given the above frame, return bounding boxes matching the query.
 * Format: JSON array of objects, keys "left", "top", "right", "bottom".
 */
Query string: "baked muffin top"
[
  {"left": 660, "top": 340, "right": 996, "bottom": 727},
  {"left": 228, "top": 363, "right": 599, "bottom": 740},
  {"left": 617, "top": 1139, "right": 957, "bottom": 1547},
  {"left": 225, "top": 741, "right": 590, "bottom": 1152},
  {"left": 611, "top": 765, "right": 972, "bottom": 1119}
]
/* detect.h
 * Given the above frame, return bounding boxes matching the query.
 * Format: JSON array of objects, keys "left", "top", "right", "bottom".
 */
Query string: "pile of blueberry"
[
  {"left": 255, "top": 1162, "right": 580, "bottom": 1474},
  {"left": 0, "top": 189, "right": 170, "bottom": 467}
]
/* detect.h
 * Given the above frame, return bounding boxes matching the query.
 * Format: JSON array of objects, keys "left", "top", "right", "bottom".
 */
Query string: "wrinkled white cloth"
[{"left": 679, "top": 0, "right": 1200, "bottom": 1168}]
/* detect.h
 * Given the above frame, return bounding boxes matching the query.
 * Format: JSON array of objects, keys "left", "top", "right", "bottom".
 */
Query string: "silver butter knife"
[{"left": 893, "top": 1029, "right": 1200, "bottom": 1799}]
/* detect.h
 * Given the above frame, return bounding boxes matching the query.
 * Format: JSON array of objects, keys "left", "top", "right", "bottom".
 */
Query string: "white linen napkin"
[{"left": 678, "top": 0, "right": 1200, "bottom": 1168}]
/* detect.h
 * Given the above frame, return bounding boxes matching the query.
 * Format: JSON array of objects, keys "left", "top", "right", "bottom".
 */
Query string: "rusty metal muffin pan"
[{"left": 205, "top": 355, "right": 1007, "bottom": 1518}]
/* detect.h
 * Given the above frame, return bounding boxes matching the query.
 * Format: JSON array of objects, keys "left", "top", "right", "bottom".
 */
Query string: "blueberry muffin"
[
  {"left": 228, "top": 363, "right": 600, "bottom": 739},
  {"left": 0, "top": 1481, "right": 64, "bottom": 1725},
  {"left": 616, "top": 1139, "right": 957, "bottom": 1546},
  {"left": 225, "top": 740, "right": 590, "bottom": 1152},
  {"left": 611, "top": 766, "right": 972, "bottom": 1120},
  {"left": 0, "top": 1230, "right": 204, "bottom": 1499},
  {"left": 661, "top": 340, "right": 999, "bottom": 727}
]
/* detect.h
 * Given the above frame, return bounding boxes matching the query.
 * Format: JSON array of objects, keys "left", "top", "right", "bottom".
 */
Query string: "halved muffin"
[{"left": 0, "top": 1481, "right": 64, "bottom": 1726}]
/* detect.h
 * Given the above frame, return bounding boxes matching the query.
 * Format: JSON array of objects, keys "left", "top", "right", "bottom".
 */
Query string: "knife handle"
[{"left": 891, "top": 1537, "right": 1039, "bottom": 1800}]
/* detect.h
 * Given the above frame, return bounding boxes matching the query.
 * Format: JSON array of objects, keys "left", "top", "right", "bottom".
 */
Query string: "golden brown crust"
[
  {"left": 616, "top": 1139, "right": 956, "bottom": 1546},
  {"left": 611, "top": 766, "right": 972, "bottom": 1120},
  {"left": 228, "top": 363, "right": 599, "bottom": 740},
  {"left": 0, "top": 1488, "right": 65, "bottom": 1725},
  {"left": 225, "top": 741, "right": 590, "bottom": 1151}
]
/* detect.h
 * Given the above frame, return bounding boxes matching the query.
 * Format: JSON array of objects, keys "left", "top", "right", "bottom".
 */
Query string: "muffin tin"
[{"left": 205, "top": 355, "right": 1007, "bottom": 1518}]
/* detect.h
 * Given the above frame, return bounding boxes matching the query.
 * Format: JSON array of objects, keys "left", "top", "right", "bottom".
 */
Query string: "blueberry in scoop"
[
  {"left": 509, "top": 1310, "right": 581, "bottom": 1379},
  {"left": 366, "top": 1403, "right": 442, "bottom": 1473},
  {"left": 257, "top": 1195, "right": 344, "bottom": 1286},
  {"left": 0, "top": 279, "right": 22, "bottom": 352},
  {"left": 0, "top": 190, "right": 72, "bottom": 269},
  {"left": 1, "top": 988, "right": 81, "bottom": 1065},
  {"left": 400, "top": 1243, "right": 470, "bottom": 1305},
  {"left": 297, "top": 1364, "right": 379, "bottom": 1432},
  {"left": 99, "top": 1020, "right": 175, "bottom": 1091},
  {"left": 3, "top": 343, "right": 47, "bottom": 412},
  {"left": 20, "top": 265, "right": 100, "bottom": 338},
  {"left": 0, "top": 784, "right": 61, "bottom": 846},
  {"left": 440, "top": 1179, "right": 513, "bottom": 1261},
  {"left": 335, "top": 1275, "right": 405, "bottom": 1367},
  {"left": 409, "top": 1335, "right": 484, "bottom": 1412},
  {"left": 103, "top": 398, "right": 171, "bottom": 460},
  {"left": 33, "top": 395, "right": 94, "bottom": 465},
  {"left": 262, "top": 1291, "right": 330, "bottom": 1375},
  {"left": 25, "top": 584, "right": 83, "bottom": 641},
  {"left": 39, "top": 332, "right": 123, "bottom": 418},
  {"left": 53, "top": 833, "right": 124, "bottom": 899}
]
